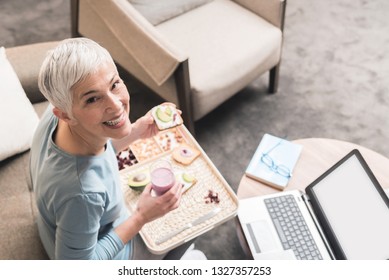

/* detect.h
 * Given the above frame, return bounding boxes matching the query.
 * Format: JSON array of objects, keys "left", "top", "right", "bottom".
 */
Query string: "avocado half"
[
  {"left": 128, "top": 172, "right": 150, "bottom": 191},
  {"left": 156, "top": 107, "right": 173, "bottom": 123}
]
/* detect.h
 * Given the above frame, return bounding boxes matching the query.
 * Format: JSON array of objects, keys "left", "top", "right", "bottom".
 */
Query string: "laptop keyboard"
[{"left": 264, "top": 195, "right": 323, "bottom": 260}]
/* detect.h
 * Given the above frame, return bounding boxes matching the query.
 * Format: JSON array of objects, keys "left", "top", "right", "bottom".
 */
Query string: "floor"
[{"left": 1, "top": 0, "right": 389, "bottom": 259}]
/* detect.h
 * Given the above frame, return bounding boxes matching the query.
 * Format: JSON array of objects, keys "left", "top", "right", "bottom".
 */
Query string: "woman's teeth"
[{"left": 104, "top": 115, "right": 123, "bottom": 126}]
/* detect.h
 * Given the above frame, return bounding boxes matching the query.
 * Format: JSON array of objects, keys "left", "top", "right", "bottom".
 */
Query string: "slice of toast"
[
  {"left": 172, "top": 143, "right": 200, "bottom": 165},
  {"left": 151, "top": 104, "right": 183, "bottom": 130},
  {"left": 176, "top": 170, "right": 197, "bottom": 193}
]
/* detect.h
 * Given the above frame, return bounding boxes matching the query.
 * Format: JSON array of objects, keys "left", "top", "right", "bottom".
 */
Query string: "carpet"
[{"left": 1, "top": 0, "right": 388, "bottom": 260}]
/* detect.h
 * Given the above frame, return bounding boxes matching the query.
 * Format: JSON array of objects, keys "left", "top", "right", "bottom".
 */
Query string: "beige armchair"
[{"left": 71, "top": 0, "right": 286, "bottom": 133}]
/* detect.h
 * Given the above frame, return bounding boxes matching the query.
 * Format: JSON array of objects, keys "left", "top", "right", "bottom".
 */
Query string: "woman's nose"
[{"left": 106, "top": 93, "right": 122, "bottom": 112}]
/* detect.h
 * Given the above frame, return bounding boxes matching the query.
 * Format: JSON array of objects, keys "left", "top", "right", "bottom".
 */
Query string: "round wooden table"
[{"left": 236, "top": 138, "right": 389, "bottom": 257}]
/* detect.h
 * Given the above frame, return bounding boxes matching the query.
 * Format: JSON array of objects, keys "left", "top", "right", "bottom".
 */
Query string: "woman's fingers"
[{"left": 157, "top": 182, "right": 183, "bottom": 211}]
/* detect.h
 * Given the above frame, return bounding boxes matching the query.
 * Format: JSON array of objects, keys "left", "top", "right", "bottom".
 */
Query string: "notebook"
[
  {"left": 245, "top": 134, "right": 302, "bottom": 190},
  {"left": 238, "top": 149, "right": 389, "bottom": 260}
]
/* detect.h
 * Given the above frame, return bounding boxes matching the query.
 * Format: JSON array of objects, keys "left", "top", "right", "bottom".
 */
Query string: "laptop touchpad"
[{"left": 245, "top": 220, "right": 279, "bottom": 253}]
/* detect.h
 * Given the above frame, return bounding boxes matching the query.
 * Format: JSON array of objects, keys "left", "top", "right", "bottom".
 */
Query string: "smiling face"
[{"left": 65, "top": 62, "right": 132, "bottom": 146}]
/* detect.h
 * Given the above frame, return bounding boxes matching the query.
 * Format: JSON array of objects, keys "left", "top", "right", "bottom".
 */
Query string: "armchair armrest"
[
  {"left": 5, "top": 41, "right": 59, "bottom": 104},
  {"left": 80, "top": 0, "right": 188, "bottom": 86},
  {"left": 233, "top": 0, "right": 286, "bottom": 30}
]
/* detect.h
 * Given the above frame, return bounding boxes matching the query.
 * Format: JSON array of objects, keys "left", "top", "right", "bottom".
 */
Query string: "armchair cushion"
[
  {"left": 0, "top": 47, "right": 39, "bottom": 161},
  {"left": 156, "top": 0, "right": 282, "bottom": 119},
  {"left": 129, "top": 0, "right": 212, "bottom": 25}
]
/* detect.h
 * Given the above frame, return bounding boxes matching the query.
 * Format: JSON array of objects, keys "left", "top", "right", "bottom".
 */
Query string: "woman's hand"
[
  {"left": 114, "top": 180, "right": 183, "bottom": 245},
  {"left": 131, "top": 112, "right": 159, "bottom": 140},
  {"left": 113, "top": 103, "right": 182, "bottom": 154},
  {"left": 132, "top": 102, "right": 182, "bottom": 140},
  {"left": 134, "top": 181, "right": 183, "bottom": 225}
]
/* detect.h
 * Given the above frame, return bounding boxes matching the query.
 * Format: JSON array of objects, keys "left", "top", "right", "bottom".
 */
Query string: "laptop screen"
[{"left": 306, "top": 150, "right": 389, "bottom": 259}]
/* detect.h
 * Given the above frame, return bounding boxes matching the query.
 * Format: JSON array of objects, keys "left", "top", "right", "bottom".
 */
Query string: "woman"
[{"left": 30, "top": 38, "right": 188, "bottom": 260}]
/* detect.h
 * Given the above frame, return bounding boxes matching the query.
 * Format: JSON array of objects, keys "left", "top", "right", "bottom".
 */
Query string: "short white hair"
[{"left": 38, "top": 38, "right": 116, "bottom": 116}]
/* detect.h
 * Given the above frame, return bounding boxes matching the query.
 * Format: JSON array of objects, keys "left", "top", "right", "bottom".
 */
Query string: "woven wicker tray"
[{"left": 119, "top": 125, "right": 239, "bottom": 254}]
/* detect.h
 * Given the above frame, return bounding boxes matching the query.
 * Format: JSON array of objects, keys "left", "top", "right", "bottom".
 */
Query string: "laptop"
[{"left": 238, "top": 149, "right": 389, "bottom": 260}]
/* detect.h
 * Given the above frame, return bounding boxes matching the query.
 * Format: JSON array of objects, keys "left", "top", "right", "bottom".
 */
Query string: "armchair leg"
[
  {"left": 268, "top": 64, "right": 280, "bottom": 94},
  {"left": 174, "top": 60, "right": 195, "bottom": 135},
  {"left": 70, "top": 0, "right": 81, "bottom": 37}
]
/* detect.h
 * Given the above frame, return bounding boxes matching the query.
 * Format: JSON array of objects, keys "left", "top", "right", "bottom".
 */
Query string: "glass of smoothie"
[{"left": 150, "top": 160, "right": 175, "bottom": 196}]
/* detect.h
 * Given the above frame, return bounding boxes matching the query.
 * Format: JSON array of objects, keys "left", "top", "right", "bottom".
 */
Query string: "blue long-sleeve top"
[{"left": 30, "top": 107, "right": 131, "bottom": 259}]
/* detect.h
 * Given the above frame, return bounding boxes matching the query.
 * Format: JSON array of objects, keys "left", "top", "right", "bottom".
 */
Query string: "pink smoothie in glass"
[{"left": 151, "top": 167, "right": 175, "bottom": 196}]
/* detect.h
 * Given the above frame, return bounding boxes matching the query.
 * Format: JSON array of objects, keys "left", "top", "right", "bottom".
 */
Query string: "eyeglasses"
[{"left": 260, "top": 139, "right": 292, "bottom": 178}]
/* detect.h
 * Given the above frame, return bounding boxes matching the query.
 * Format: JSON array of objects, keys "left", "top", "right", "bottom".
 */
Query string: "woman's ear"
[{"left": 52, "top": 107, "right": 77, "bottom": 125}]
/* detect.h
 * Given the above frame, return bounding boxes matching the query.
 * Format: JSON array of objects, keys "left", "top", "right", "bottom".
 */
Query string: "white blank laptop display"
[{"left": 238, "top": 149, "right": 389, "bottom": 260}]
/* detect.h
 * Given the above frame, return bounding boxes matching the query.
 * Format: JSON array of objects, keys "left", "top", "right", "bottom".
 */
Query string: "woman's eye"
[
  {"left": 112, "top": 80, "right": 121, "bottom": 90},
  {"left": 86, "top": 97, "right": 98, "bottom": 104}
]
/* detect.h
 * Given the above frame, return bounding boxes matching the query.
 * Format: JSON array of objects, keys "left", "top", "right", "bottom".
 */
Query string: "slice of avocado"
[
  {"left": 182, "top": 172, "right": 195, "bottom": 183},
  {"left": 128, "top": 172, "right": 150, "bottom": 191},
  {"left": 156, "top": 107, "right": 173, "bottom": 123},
  {"left": 165, "top": 106, "right": 172, "bottom": 116}
]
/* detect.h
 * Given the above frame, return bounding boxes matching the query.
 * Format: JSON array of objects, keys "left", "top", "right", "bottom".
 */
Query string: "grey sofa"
[{"left": 0, "top": 41, "right": 59, "bottom": 259}]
